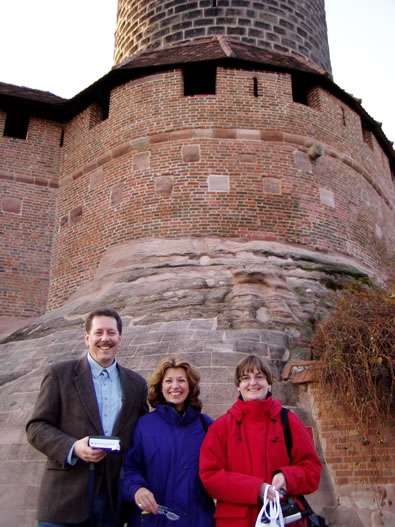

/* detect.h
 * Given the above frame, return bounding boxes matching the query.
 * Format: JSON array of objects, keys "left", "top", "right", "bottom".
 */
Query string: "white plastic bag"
[{"left": 255, "top": 485, "right": 284, "bottom": 527}]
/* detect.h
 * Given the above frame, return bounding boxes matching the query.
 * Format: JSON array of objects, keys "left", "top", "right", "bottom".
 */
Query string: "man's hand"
[
  {"left": 135, "top": 487, "right": 158, "bottom": 514},
  {"left": 74, "top": 436, "right": 107, "bottom": 463}
]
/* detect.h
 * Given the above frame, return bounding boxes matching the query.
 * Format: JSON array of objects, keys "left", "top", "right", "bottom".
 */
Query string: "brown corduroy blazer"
[{"left": 26, "top": 357, "right": 148, "bottom": 524}]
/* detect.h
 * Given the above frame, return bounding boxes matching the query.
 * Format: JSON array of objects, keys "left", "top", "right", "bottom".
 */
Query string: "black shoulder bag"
[{"left": 279, "top": 408, "right": 327, "bottom": 527}]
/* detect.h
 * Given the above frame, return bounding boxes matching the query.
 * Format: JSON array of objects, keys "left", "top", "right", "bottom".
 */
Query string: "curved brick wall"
[
  {"left": 0, "top": 113, "right": 61, "bottom": 319},
  {"left": 114, "top": 0, "right": 332, "bottom": 74},
  {"left": 49, "top": 67, "right": 394, "bottom": 308}
]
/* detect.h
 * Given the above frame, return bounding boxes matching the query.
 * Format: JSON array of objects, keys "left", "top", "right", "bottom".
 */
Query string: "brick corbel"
[{"left": 282, "top": 360, "right": 315, "bottom": 384}]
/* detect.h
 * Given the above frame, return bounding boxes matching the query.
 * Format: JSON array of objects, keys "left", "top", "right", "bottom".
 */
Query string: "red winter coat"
[{"left": 199, "top": 396, "right": 322, "bottom": 527}]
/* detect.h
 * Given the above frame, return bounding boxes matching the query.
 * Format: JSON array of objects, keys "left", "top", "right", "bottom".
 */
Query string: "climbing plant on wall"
[{"left": 310, "top": 281, "right": 394, "bottom": 441}]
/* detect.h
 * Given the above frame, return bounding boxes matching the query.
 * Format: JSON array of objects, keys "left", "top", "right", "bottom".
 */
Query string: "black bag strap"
[
  {"left": 280, "top": 407, "right": 293, "bottom": 465},
  {"left": 279, "top": 408, "right": 328, "bottom": 527}
]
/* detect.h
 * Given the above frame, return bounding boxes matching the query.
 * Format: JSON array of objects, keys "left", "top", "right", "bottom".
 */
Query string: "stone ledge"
[{"left": 282, "top": 360, "right": 315, "bottom": 383}]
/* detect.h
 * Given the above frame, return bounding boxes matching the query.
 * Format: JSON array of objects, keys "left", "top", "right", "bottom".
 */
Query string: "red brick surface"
[
  {"left": 0, "top": 113, "right": 61, "bottom": 317},
  {"left": 310, "top": 385, "right": 395, "bottom": 487},
  {"left": 0, "top": 67, "right": 393, "bottom": 321},
  {"left": 45, "top": 67, "right": 393, "bottom": 308}
]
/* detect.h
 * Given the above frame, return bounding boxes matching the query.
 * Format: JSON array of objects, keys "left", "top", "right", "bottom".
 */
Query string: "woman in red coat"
[{"left": 199, "top": 355, "right": 322, "bottom": 527}]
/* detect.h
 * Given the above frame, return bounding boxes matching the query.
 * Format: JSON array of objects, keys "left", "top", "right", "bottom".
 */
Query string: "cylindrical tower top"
[{"left": 114, "top": 0, "right": 332, "bottom": 74}]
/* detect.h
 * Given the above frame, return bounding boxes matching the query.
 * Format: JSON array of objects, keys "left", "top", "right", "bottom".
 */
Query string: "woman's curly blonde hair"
[{"left": 148, "top": 356, "right": 202, "bottom": 410}]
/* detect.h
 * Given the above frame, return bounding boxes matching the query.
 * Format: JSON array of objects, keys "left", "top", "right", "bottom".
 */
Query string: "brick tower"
[
  {"left": 0, "top": 2, "right": 394, "bottom": 526},
  {"left": 114, "top": 0, "right": 332, "bottom": 73},
  {"left": 40, "top": 0, "right": 393, "bottom": 313}
]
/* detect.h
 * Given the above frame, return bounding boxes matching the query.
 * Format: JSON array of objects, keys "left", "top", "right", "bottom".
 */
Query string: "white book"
[{"left": 88, "top": 435, "right": 121, "bottom": 452}]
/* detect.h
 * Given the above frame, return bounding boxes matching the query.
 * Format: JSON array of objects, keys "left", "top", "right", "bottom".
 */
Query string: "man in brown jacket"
[{"left": 26, "top": 308, "right": 148, "bottom": 527}]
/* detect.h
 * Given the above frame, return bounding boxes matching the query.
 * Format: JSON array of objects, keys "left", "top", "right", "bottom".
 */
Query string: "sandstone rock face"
[
  {"left": 0, "top": 317, "right": 304, "bottom": 527},
  {"left": 5, "top": 237, "right": 371, "bottom": 345},
  {"left": 0, "top": 237, "right": 377, "bottom": 526}
]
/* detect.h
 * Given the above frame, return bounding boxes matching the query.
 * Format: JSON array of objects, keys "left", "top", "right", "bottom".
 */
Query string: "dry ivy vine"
[{"left": 310, "top": 281, "right": 394, "bottom": 441}]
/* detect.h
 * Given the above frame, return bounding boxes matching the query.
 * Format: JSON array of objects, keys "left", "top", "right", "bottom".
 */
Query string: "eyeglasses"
[
  {"left": 158, "top": 505, "right": 180, "bottom": 521},
  {"left": 239, "top": 373, "right": 267, "bottom": 383},
  {"left": 142, "top": 505, "right": 180, "bottom": 520}
]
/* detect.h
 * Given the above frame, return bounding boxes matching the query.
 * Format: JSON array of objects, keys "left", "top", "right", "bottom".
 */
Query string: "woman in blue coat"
[{"left": 123, "top": 356, "right": 215, "bottom": 526}]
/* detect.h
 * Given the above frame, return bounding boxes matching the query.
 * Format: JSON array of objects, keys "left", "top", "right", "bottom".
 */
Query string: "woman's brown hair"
[
  {"left": 148, "top": 356, "right": 202, "bottom": 410},
  {"left": 234, "top": 354, "right": 273, "bottom": 387}
]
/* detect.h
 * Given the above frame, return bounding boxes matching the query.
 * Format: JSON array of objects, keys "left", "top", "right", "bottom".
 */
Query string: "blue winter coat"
[{"left": 123, "top": 404, "right": 215, "bottom": 527}]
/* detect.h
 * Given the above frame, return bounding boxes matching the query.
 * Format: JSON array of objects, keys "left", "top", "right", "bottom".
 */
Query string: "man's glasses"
[{"left": 142, "top": 505, "right": 180, "bottom": 521}]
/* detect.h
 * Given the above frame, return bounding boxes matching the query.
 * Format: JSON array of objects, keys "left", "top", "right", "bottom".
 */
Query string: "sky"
[{"left": 0, "top": 0, "right": 394, "bottom": 143}]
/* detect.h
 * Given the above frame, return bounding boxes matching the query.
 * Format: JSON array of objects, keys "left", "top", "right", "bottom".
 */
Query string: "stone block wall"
[
  {"left": 0, "top": 113, "right": 62, "bottom": 319},
  {"left": 4, "top": 310, "right": 391, "bottom": 526},
  {"left": 1, "top": 234, "right": 393, "bottom": 525},
  {"left": 49, "top": 66, "right": 394, "bottom": 308},
  {"left": 114, "top": 0, "right": 332, "bottom": 73},
  {"left": 0, "top": 318, "right": 323, "bottom": 526}
]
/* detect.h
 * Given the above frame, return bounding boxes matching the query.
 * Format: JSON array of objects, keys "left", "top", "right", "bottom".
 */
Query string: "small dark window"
[
  {"left": 253, "top": 77, "right": 259, "bottom": 97},
  {"left": 59, "top": 129, "right": 65, "bottom": 147},
  {"left": 3, "top": 111, "right": 29, "bottom": 139},
  {"left": 89, "top": 92, "right": 110, "bottom": 129},
  {"left": 291, "top": 75, "right": 309, "bottom": 105},
  {"left": 212, "top": 0, "right": 217, "bottom": 6},
  {"left": 291, "top": 75, "right": 321, "bottom": 110},
  {"left": 183, "top": 63, "right": 216, "bottom": 96}
]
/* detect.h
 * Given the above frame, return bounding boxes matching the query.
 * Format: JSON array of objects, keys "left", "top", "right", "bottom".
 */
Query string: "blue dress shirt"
[
  {"left": 67, "top": 354, "right": 123, "bottom": 464},
  {"left": 87, "top": 353, "right": 123, "bottom": 436}
]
